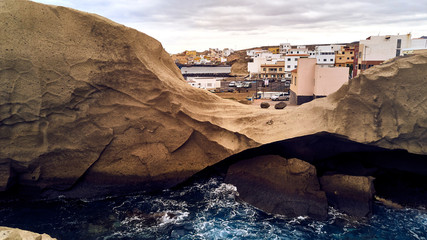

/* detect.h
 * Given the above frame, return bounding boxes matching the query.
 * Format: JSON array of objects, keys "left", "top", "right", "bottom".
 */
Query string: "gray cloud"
[
  {"left": 35, "top": 0, "right": 427, "bottom": 32},
  {"left": 32, "top": 0, "right": 427, "bottom": 52}
]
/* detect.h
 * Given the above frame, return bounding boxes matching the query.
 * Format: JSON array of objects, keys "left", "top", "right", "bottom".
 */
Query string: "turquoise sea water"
[{"left": 1, "top": 177, "right": 426, "bottom": 239}]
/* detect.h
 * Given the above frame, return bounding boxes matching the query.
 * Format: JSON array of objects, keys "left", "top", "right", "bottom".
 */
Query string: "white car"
[
  {"left": 271, "top": 93, "right": 289, "bottom": 101},
  {"left": 228, "top": 81, "right": 236, "bottom": 87}
]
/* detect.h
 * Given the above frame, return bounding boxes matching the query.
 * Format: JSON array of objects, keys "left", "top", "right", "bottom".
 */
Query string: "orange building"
[
  {"left": 259, "top": 63, "right": 285, "bottom": 80},
  {"left": 268, "top": 47, "right": 280, "bottom": 54},
  {"left": 335, "top": 46, "right": 355, "bottom": 68}
]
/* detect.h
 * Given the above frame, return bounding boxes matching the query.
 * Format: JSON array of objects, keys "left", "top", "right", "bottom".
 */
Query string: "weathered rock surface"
[
  {"left": 0, "top": 160, "right": 13, "bottom": 192},
  {"left": 224, "top": 155, "right": 328, "bottom": 219},
  {"left": 320, "top": 174, "right": 375, "bottom": 218},
  {"left": 0, "top": 0, "right": 426, "bottom": 198},
  {"left": 0, "top": 227, "right": 56, "bottom": 240},
  {"left": 274, "top": 102, "right": 287, "bottom": 109}
]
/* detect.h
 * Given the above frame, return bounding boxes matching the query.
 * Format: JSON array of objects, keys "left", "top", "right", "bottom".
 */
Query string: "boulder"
[
  {"left": 274, "top": 102, "right": 287, "bottom": 109},
  {"left": 225, "top": 155, "right": 328, "bottom": 220},
  {"left": 0, "top": 227, "right": 56, "bottom": 240},
  {"left": 320, "top": 174, "right": 375, "bottom": 218},
  {"left": 260, "top": 102, "right": 270, "bottom": 108}
]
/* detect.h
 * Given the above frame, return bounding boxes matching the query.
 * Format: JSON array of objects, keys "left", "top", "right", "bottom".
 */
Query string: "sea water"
[{"left": 1, "top": 177, "right": 426, "bottom": 239}]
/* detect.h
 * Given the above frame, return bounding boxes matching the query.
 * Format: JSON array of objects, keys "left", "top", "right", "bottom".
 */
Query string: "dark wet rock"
[
  {"left": 0, "top": 159, "right": 13, "bottom": 192},
  {"left": 274, "top": 102, "right": 287, "bottom": 109},
  {"left": 260, "top": 102, "right": 270, "bottom": 108},
  {"left": 320, "top": 174, "right": 375, "bottom": 218},
  {"left": 225, "top": 155, "right": 328, "bottom": 220}
]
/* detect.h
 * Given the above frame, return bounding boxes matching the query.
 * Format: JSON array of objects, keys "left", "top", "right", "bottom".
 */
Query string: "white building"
[
  {"left": 402, "top": 37, "right": 427, "bottom": 55},
  {"left": 223, "top": 48, "right": 234, "bottom": 57},
  {"left": 286, "top": 45, "right": 308, "bottom": 55},
  {"left": 246, "top": 48, "right": 263, "bottom": 57},
  {"left": 186, "top": 77, "right": 222, "bottom": 90},
  {"left": 284, "top": 54, "right": 309, "bottom": 80},
  {"left": 247, "top": 51, "right": 285, "bottom": 78},
  {"left": 280, "top": 43, "right": 291, "bottom": 54},
  {"left": 359, "top": 34, "right": 412, "bottom": 62},
  {"left": 315, "top": 46, "right": 336, "bottom": 66}
]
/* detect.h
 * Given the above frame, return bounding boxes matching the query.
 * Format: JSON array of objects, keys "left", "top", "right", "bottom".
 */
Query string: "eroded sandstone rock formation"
[{"left": 0, "top": 0, "right": 426, "bottom": 199}]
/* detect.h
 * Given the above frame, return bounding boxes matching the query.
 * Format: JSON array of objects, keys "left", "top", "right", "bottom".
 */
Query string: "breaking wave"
[{"left": 0, "top": 177, "right": 426, "bottom": 239}]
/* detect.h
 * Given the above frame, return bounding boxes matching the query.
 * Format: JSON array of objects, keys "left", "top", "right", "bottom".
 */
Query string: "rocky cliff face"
[
  {"left": 0, "top": 0, "right": 259, "bottom": 197},
  {"left": 0, "top": 0, "right": 426, "bottom": 198}
]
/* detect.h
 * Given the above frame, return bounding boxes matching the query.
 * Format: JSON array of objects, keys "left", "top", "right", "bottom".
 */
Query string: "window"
[
  {"left": 339, "top": 57, "right": 342, "bottom": 60},
  {"left": 263, "top": 68, "right": 266, "bottom": 71},
  {"left": 342, "top": 51, "right": 345, "bottom": 54},
  {"left": 323, "top": 59, "right": 326, "bottom": 62},
  {"left": 330, "top": 59, "right": 333, "bottom": 61},
  {"left": 294, "top": 65, "right": 297, "bottom": 68},
  {"left": 350, "top": 52, "right": 353, "bottom": 54},
  {"left": 347, "top": 57, "right": 349, "bottom": 60},
  {"left": 287, "top": 65, "right": 291, "bottom": 68},
  {"left": 396, "top": 49, "right": 401, "bottom": 56},
  {"left": 207, "top": 83, "right": 212, "bottom": 87},
  {"left": 287, "top": 58, "right": 291, "bottom": 61},
  {"left": 351, "top": 57, "right": 354, "bottom": 59},
  {"left": 297, "top": 51, "right": 299, "bottom": 54},
  {"left": 279, "top": 68, "right": 282, "bottom": 71},
  {"left": 294, "top": 58, "right": 298, "bottom": 61},
  {"left": 397, "top": 39, "right": 402, "bottom": 48}
]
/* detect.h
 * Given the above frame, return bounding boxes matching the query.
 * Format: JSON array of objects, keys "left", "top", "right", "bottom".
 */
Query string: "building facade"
[
  {"left": 259, "top": 63, "right": 285, "bottom": 80},
  {"left": 315, "top": 46, "right": 336, "bottom": 66},
  {"left": 358, "top": 34, "right": 411, "bottom": 71},
  {"left": 335, "top": 45, "right": 355, "bottom": 68},
  {"left": 290, "top": 58, "right": 349, "bottom": 105}
]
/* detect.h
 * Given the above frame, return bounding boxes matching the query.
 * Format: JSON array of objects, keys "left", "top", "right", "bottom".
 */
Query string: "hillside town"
[{"left": 174, "top": 33, "right": 427, "bottom": 105}]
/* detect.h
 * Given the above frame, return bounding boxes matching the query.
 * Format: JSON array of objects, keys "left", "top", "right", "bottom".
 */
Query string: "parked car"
[
  {"left": 271, "top": 92, "right": 289, "bottom": 101},
  {"left": 228, "top": 81, "right": 236, "bottom": 87},
  {"left": 243, "top": 82, "right": 252, "bottom": 88},
  {"left": 235, "top": 81, "right": 243, "bottom": 88}
]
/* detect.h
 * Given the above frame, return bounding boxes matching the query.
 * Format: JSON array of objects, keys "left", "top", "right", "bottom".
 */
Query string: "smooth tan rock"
[
  {"left": 0, "top": 227, "right": 56, "bottom": 240},
  {"left": 225, "top": 155, "right": 328, "bottom": 219},
  {"left": 0, "top": 0, "right": 258, "bottom": 195}
]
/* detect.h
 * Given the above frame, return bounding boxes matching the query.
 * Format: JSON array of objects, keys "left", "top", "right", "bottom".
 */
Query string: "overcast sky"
[{"left": 32, "top": 0, "right": 427, "bottom": 53}]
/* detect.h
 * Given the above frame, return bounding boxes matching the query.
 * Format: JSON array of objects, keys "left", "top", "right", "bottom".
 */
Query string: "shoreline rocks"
[
  {"left": 0, "top": 227, "right": 56, "bottom": 240},
  {"left": 225, "top": 155, "right": 328, "bottom": 220},
  {"left": 320, "top": 174, "right": 375, "bottom": 218}
]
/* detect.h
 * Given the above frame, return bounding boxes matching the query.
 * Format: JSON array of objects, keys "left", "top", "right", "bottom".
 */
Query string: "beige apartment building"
[{"left": 290, "top": 58, "right": 349, "bottom": 105}]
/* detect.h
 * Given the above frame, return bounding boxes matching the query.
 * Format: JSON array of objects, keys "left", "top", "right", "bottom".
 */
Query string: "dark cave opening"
[{"left": 187, "top": 132, "right": 427, "bottom": 208}]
